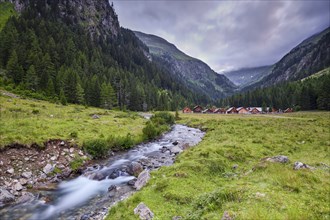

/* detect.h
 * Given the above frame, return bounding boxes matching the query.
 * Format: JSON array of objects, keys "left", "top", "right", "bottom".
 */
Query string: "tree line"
[{"left": 217, "top": 71, "right": 330, "bottom": 111}]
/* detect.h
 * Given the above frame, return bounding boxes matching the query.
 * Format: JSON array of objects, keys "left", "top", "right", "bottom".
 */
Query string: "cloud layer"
[{"left": 113, "top": 0, "right": 329, "bottom": 72}]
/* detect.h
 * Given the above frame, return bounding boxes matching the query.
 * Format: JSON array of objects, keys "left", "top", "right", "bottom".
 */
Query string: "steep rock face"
[
  {"left": 134, "top": 31, "right": 236, "bottom": 100},
  {"left": 246, "top": 27, "right": 330, "bottom": 90},
  {"left": 2, "top": 0, "right": 120, "bottom": 38}
]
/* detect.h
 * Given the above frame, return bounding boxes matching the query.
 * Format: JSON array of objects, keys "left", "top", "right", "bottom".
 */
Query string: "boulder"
[
  {"left": 134, "top": 202, "right": 154, "bottom": 220},
  {"left": 19, "top": 178, "right": 28, "bottom": 186},
  {"left": 89, "top": 172, "right": 106, "bottom": 181},
  {"left": 221, "top": 211, "right": 233, "bottom": 220},
  {"left": 294, "top": 161, "right": 313, "bottom": 170},
  {"left": 172, "top": 141, "right": 179, "bottom": 146},
  {"left": 134, "top": 170, "right": 150, "bottom": 190},
  {"left": 14, "top": 182, "right": 23, "bottom": 191},
  {"left": 21, "top": 171, "right": 32, "bottom": 179},
  {"left": 0, "top": 187, "right": 15, "bottom": 204},
  {"left": 7, "top": 168, "right": 14, "bottom": 174},
  {"left": 92, "top": 114, "right": 100, "bottom": 119},
  {"left": 108, "top": 185, "right": 116, "bottom": 192},
  {"left": 16, "top": 192, "right": 35, "bottom": 204},
  {"left": 232, "top": 164, "right": 239, "bottom": 170},
  {"left": 265, "top": 155, "right": 289, "bottom": 163},
  {"left": 128, "top": 162, "right": 143, "bottom": 176},
  {"left": 43, "top": 164, "right": 54, "bottom": 174},
  {"left": 170, "top": 146, "right": 182, "bottom": 155}
]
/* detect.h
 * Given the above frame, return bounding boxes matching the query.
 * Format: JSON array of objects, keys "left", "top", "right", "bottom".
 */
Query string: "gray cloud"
[{"left": 112, "top": 0, "right": 330, "bottom": 72}]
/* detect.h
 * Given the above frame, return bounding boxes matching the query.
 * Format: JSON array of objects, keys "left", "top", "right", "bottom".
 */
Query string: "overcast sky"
[{"left": 112, "top": 0, "right": 330, "bottom": 73}]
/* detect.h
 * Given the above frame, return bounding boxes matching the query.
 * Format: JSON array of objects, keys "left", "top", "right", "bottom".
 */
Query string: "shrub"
[
  {"left": 32, "top": 109, "right": 40, "bottom": 114},
  {"left": 70, "top": 157, "right": 85, "bottom": 171},
  {"left": 143, "top": 121, "right": 160, "bottom": 140},
  {"left": 152, "top": 111, "right": 175, "bottom": 125},
  {"left": 83, "top": 139, "right": 109, "bottom": 159},
  {"left": 69, "top": 131, "right": 78, "bottom": 138}
]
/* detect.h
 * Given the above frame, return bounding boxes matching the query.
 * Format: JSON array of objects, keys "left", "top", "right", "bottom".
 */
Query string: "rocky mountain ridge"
[
  {"left": 134, "top": 31, "right": 237, "bottom": 100},
  {"left": 1, "top": 0, "right": 120, "bottom": 39},
  {"left": 244, "top": 27, "right": 330, "bottom": 90}
]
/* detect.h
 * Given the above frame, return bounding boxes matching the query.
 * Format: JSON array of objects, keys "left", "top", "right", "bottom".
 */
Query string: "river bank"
[{"left": 0, "top": 124, "right": 205, "bottom": 220}]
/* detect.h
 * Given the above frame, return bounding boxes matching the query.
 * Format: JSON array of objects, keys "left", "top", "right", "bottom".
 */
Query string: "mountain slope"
[
  {"left": 0, "top": 0, "right": 208, "bottom": 111},
  {"left": 134, "top": 31, "right": 237, "bottom": 100},
  {"left": 224, "top": 65, "right": 273, "bottom": 87},
  {"left": 245, "top": 27, "right": 330, "bottom": 90}
]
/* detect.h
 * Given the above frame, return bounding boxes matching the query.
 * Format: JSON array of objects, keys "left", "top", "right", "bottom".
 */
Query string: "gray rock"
[
  {"left": 50, "top": 156, "right": 57, "bottom": 161},
  {"left": 43, "top": 164, "right": 54, "bottom": 174},
  {"left": 170, "top": 146, "right": 182, "bottom": 155},
  {"left": 16, "top": 192, "right": 35, "bottom": 204},
  {"left": 60, "top": 141, "right": 65, "bottom": 146},
  {"left": 19, "top": 178, "right": 28, "bottom": 186},
  {"left": 134, "top": 202, "right": 154, "bottom": 220},
  {"left": 14, "top": 182, "right": 23, "bottom": 191},
  {"left": 266, "top": 155, "right": 289, "bottom": 163},
  {"left": 108, "top": 185, "right": 116, "bottom": 192},
  {"left": 21, "top": 171, "right": 32, "bottom": 179},
  {"left": 0, "top": 187, "right": 15, "bottom": 204},
  {"left": 92, "top": 114, "right": 100, "bottom": 119},
  {"left": 89, "top": 172, "right": 106, "bottom": 181},
  {"left": 7, "top": 168, "right": 14, "bottom": 174},
  {"left": 232, "top": 164, "right": 239, "bottom": 169},
  {"left": 294, "top": 161, "right": 313, "bottom": 170},
  {"left": 128, "top": 162, "right": 143, "bottom": 176},
  {"left": 134, "top": 170, "right": 150, "bottom": 190},
  {"left": 172, "top": 141, "right": 179, "bottom": 146},
  {"left": 0, "top": 160, "right": 3, "bottom": 166},
  {"left": 69, "top": 148, "right": 75, "bottom": 153},
  {"left": 172, "top": 217, "right": 182, "bottom": 220},
  {"left": 221, "top": 211, "right": 233, "bottom": 220}
]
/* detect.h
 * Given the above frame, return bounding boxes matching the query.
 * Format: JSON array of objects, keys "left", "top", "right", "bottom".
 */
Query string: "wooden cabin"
[
  {"left": 193, "top": 105, "right": 203, "bottom": 113},
  {"left": 237, "top": 107, "right": 249, "bottom": 114},
  {"left": 284, "top": 108, "right": 293, "bottom": 113},
  {"left": 182, "top": 107, "right": 192, "bottom": 113},
  {"left": 270, "top": 107, "right": 278, "bottom": 113},
  {"left": 202, "top": 108, "right": 214, "bottom": 114},
  {"left": 214, "top": 108, "right": 226, "bottom": 114},
  {"left": 226, "top": 107, "right": 238, "bottom": 114},
  {"left": 249, "top": 107, "right": 261, "bottom": 114}
]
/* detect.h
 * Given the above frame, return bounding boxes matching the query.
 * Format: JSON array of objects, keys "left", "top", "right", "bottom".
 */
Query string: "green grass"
[
  {"left": 0, "top": 91, "right": 146, "bottom": 148},
  {"left": 107, "top": 112, "right": 330, "bottom": 219},
  {"left": 0, "top": 2, "right": 17, "bottom": 31}
]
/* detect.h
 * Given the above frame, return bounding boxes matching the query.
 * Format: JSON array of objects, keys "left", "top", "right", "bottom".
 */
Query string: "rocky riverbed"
[{"left": 0, "top": 125, "right": 205, "bottom": 220}]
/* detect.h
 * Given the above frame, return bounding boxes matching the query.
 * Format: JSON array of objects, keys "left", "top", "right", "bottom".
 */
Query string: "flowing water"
[{"left": 0, "top": 124, "right": 204, "bottom": 220}]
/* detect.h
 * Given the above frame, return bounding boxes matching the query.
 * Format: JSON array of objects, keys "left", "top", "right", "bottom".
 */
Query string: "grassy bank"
[
  {"left": 107, "top": 112, "right": 330, "bottom": 219},
  {"left": 0, "top": 91, "right": 146, "bottom": 148}
]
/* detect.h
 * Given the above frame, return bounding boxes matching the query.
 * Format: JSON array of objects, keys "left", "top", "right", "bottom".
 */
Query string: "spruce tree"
[{"left": 25, "top": 65, "right": 39, "bottom": 91}]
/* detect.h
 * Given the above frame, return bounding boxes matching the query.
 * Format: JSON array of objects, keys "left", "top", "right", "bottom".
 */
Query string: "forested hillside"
[
  {"left": 218, "top": 68, "right": 330, "bottom": 110},
  {"left": 0, "top": 0, "right": 208, "bottom": 111}
]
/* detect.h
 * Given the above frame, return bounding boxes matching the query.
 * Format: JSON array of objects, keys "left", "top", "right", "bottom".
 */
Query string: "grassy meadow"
[
  {"left": 0, "top": 91, "right": 146, "bottom": 148},
  {"left": 107, "top": 112, "right": 330, "bottom": 219}
]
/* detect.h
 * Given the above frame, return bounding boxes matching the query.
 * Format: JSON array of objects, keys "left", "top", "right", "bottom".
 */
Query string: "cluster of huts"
[{"left": 182, "top": 105, "right": 293, "bottom": 114}]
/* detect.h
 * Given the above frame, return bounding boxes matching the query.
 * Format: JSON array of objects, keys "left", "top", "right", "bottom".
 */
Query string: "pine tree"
[
  {"left": 46, "top": 78, "right": 55, "bottom": 97},
  {"left": 59, "top": 88, "right": 67, "bottom": 105},
  {"left": 6, "top": 50, "right": 24, "bottom": 84},
  {"left": 25, "top": 65, "right": 39, "bottom": 91},
  {"left": 76, "top": 83, "right": 85, "bottom": 104}
]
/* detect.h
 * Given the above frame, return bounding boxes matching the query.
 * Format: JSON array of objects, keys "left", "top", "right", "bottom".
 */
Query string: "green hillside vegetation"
[
  {"left": 0, "top": 2, "right": 16, "bottom": 31},
  {"left": 0, "top": 90, "right": 146, "bottom": 148},
  {"left": 0, "top": 2, "right": 206, "bottom": 112},
  {"left": 218, "top": 68, "right": 330, "bottom": 111},
  {"left": 107, "top": 112, "right": 330, "bottom": 219}
]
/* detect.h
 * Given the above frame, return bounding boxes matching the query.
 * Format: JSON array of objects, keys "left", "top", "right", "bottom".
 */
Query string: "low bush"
[{"left": 83, "top": 139, "right": 109, "bottom": 159}]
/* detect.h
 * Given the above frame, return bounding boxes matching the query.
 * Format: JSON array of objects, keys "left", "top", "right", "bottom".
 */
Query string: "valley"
[{"left": 0, "top": 0, "right": 329, "bottom": 219}]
